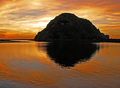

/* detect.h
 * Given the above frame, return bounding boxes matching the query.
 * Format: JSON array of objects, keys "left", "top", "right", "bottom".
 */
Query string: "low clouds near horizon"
[{"left": 0, "top": 0, "right": 120, "bottom": 39}]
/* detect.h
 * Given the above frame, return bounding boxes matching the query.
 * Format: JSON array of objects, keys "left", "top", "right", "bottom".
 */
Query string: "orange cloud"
[
  {"left": 0, "top": 0, "right": 20, "bottom": 7},
  {"left": 0, "top": 0, "right": 120, "bottom": 39},
  {"left": 99, "top": 26, "right": 120, "bottom": 39},
  {"left": 0, "top": 29, "right": 36, "bottom": 39}
]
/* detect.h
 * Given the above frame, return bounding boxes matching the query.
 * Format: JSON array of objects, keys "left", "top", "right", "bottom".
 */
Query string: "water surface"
[{"left": 0, "top": 40, "right": 120, "bottom": 88}]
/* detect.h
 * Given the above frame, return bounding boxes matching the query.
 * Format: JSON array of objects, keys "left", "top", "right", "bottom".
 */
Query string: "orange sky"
[{"left": 0, "top": 0, "right": 120, "bottom": 39}]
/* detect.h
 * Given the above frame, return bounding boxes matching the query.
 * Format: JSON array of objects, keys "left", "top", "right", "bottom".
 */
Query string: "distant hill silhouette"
[
  {"left": 34, "top": 13, "right": 109, "bottom": 41},
  {"left": 45, "top": 42, "right": 99, "bottom": 67}
]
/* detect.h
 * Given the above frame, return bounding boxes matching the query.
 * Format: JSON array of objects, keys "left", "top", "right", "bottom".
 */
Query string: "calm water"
[{"left": 0, "top": 40, "right": 120, "bottom": 88}]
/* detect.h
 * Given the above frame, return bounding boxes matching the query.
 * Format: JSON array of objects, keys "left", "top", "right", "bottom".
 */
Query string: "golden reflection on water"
[{"left": 0, "top": 41, "right": 120, "bottom": 88}]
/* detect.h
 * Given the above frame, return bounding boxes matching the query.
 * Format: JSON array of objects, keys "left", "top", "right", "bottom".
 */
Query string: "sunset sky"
[{"left": 0, "top": 0, "right": 120, "bottom": 39}]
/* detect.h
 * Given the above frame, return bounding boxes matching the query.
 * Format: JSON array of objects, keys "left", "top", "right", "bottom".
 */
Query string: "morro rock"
[{"left": 34, "top": 13, "right": 109, "bottom": 41}]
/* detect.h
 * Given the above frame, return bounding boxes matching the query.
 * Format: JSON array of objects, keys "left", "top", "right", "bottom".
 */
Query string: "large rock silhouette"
[{"left": 34, "top": 13, "right": 109, "bottom": 41}]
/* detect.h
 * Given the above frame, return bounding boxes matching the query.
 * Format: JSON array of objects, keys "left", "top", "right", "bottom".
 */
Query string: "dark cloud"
[{"left": 9, "top": 10, "right": 47, "bottom": 18}]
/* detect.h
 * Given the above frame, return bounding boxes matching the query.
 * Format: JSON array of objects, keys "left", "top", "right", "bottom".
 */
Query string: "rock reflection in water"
[{"left": 44, "top": 42, "right": 99, "bottom": 67}]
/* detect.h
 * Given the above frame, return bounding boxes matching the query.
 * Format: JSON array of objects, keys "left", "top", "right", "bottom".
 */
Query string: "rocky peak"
[{"left": 34, "top": 13, "right": 109, "bottom": 41}]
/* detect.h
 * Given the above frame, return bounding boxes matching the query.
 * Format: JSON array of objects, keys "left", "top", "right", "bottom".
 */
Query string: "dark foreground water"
[{"left": 0, "top": 40, "right": 120, "bottom": 88}]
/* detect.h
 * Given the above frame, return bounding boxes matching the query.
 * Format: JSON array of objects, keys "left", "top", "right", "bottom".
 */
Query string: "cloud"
[
  {"left": 0, "top": 29, "right": 36, "bottom": 39},
  {"left": 99, "top": 26, "right": 120, "bottom": 39},
  {"left": 0, "top": 0, "right": 120, "bottom": 39}
]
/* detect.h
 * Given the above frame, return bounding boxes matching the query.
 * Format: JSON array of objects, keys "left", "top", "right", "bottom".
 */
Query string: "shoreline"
[{"left": 0, "top": 39, "right": 120, "bottom": 43}]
